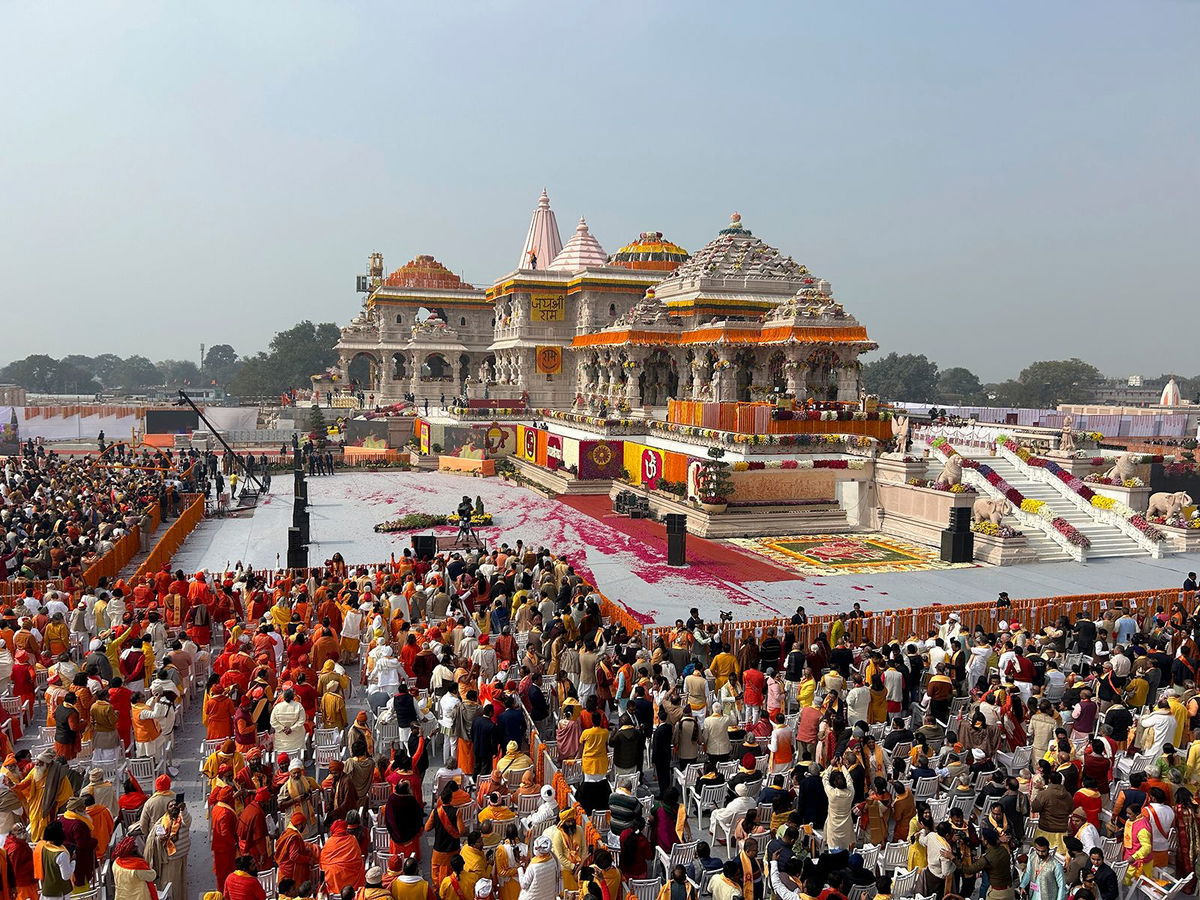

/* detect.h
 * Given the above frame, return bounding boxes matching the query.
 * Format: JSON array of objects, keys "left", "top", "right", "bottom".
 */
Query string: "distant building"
[
  {"left": 1090, "top": 377, "right": 1171, "bottom": 408},
  {"left": 0, "top": 385, "right": 27, "bottom": 406}
]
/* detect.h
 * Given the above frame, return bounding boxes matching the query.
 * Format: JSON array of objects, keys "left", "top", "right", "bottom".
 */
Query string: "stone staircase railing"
[
  {"left": 959, "top": 466, "right": 1087, "bottom": 562},
  {"left": 993, "top": 439, "right": 1167, "bottom": 558}
]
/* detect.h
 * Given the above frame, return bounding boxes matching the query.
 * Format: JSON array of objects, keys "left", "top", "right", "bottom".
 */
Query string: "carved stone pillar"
[{"left": 836, "top": 362, "right": 859, "bottom": 402}]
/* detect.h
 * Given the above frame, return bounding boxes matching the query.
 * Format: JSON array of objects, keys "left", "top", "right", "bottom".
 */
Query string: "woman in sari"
[
  {"left": 650, "top": 787, "right": 689, "bottom": 855},
  {"left": 867, "top": 676, "right": 888, "bottom": 725},
  {"left": 555, "top": 700, "right": 582, "bottom": 763},
  {"left": 1173, "top": 788, "right": 1200, "bottom": 879},
  {"left": 384, "top": 780, "right": 424, "bottom": 865},
  {"left": 999, "top": 687, "right": 1027, "bottom": 752},
  {"left": 1123, "top": 803, "right": 1154, "bottom": 883}
]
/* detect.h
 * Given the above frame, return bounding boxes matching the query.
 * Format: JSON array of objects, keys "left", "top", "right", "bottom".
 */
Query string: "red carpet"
[{"left": 556, "top": 494, "right": 797, "bottom": 585}]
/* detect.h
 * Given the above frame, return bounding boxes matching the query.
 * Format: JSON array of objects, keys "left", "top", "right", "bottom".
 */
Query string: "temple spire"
[{"left": 519, "top": 188, "right": 563, "bottom": 270}]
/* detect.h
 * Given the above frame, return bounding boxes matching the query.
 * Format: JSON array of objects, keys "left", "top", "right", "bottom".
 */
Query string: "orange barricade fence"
[
  {"left": 187, "top": 561, "right": 1196, "bottom": 653},
  {"left": 134, "top": 493, "right": 205, "bottom": 580},
  {"left": 80, "top": 528, "right": 142, "bottom": 588},
  {"left": 602, "top": 588, "right": 1200, "bottom": 648}
]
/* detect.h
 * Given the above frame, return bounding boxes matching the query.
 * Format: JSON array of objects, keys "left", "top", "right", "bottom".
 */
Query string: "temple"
[{"left": 336, "top": 193, "right": 876, "bottom": 408}]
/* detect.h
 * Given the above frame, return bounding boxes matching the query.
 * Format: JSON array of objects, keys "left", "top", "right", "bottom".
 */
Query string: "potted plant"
[{"left": 697, "top": 447, "right": 733, "bottom": 513}]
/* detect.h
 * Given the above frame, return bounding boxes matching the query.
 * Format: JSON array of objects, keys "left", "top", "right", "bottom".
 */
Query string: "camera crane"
[{"left": 174, "top": 390, "right": 266, "bottom": 501}]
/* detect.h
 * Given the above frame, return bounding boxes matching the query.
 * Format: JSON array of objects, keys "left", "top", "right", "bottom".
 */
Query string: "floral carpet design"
[{"left": 728, "top": 532, "right": 978, "bottom": 575}]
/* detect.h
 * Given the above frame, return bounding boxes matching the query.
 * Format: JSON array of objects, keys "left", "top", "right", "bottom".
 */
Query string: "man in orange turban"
[
  {"left": 236, "top": 786, "right": 271, "bottom": 872},
  {"left": 275, "top": 811, "right": 318, "bottom": 886}
]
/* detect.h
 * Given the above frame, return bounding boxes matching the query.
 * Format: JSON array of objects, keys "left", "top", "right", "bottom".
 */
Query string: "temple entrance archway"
[
  {"left": 347, "top": 352, "right": 378, "bottom": 392},
  {"left": 422, "top": 353, "right": 450, "bottom": 380},
  {"left": 734, "top": 350, "right": 757, "bottom": 402}
]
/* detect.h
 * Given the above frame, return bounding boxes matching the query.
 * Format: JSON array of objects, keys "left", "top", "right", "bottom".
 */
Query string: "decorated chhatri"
[{"left": 608, "top": 231, "right": 690, "bottom": 271}]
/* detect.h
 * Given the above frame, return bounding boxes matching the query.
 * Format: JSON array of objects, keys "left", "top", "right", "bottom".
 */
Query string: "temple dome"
[
  {"left": 608, "top": 231, "right": 689, "bottom": 271},
  {"left": 518, "top": 188, "right": 564, "bottom": 270},
  {"left": 659, "top": 212, "right": 808, "bottom": 283},
  {"left": 382, "top": 255, "right": 473, "bottom": 290},
  {"left": 549, "top": 217, "right": 608, "bottom": 271}
]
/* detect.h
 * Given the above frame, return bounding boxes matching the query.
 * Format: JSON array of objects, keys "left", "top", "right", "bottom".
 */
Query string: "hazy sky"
[{"left": 2, "top": 2, "right": 1197, "bottom": 382}]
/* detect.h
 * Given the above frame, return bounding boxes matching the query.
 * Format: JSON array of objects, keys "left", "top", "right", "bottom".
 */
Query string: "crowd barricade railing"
[
  {"left": 80, "top": 527, "right": 142, "bottom": 587},
  {"left": 619, "top": 588, "right": 1199, "bottom": 646},
  {"left": 134, "top": 493, "right": 205, "bottom": 579}
]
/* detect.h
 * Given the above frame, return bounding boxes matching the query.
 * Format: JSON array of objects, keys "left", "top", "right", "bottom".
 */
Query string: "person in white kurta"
[
  {"left": 517, "top": 835, "right": 562, "bottom": 900},
  {"left": 822, "top": 765, "right": 855, "bottom": 850},
  {"left": 270, "top": 691, "right": 308, "bottom": 754}
]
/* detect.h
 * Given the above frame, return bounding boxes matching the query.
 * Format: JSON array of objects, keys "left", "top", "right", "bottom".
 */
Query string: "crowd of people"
[
  {"left": 0, "top": 538, "right": 1197, "bottom": 900},
  {"left": 0, "top": 448, "right": 202, "bottom": 582}
]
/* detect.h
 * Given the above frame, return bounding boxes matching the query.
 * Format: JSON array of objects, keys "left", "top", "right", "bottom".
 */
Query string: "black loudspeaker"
[
  {"left": 411, "top": 534, "right": 437, "bottom": 558},
  {"left": 665, "top": 513, "right": 687, "bottom": 534},
  {"left": 940, "top": 528, "right": 974, "bottom": 563},
  {"left": 293, "top": 501, "right": 310, "bottom": 545},
  {"left": 286, "top": 526, "right": 307, "bottom": 569},
  {"left": 667, "top": 530, "right": 687, "bottom": 566},
  {"left": 948, "top": 507, "right": 971, "bottom": 532}
]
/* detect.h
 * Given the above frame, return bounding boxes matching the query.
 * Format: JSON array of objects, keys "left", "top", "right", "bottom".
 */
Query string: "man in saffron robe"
[
  {"left": 211, "top": 785, "right": 240, "bottom": 890},
  {"left": 426, "top": 784, "right": 464, "bottom": 890},
  {"left": 204, "top": 684, "right": 236, "bottom": 740},
  {"left": 275, "top": 812, "right": 318, "bottom": 886},
  {"left": 321, "top": 819, "right": 366, "bottom": 894},
  {"left": 223, "top": 854, "right": 268, "bottom": 900},
  {"left": 16, "top": 750, "right": 71, "bottom": 841},
  {"left": 237, "top": 786, "right": 272, "bottom": 871},
  {"left": 4, "top": 825, "right": 35, "bottom": 900},
  {"left": 107, "top": 676, "right": 134, "bottom": 749},
  {"left": 81, "top": 791, "right": 113, "bottom": 867}
]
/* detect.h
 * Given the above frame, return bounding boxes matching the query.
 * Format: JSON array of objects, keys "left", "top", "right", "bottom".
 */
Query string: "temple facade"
[{"left": 334, "top": 193, "right": 875, "bottom": 407}]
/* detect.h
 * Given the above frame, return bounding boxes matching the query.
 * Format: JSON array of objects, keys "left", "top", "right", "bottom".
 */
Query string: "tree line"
[
  {"left": 863, "top": 353, "right": 1198, "bottom": 408},
  {"left": 0, "top": 320, "right": 340, "bottom": 399}
]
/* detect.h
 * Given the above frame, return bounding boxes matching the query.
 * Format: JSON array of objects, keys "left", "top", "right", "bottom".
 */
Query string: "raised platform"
[
  {"left": 438, "top": 456, "right": 495, "bottom": 475},
  {"left": 608, "top": 483, "right": 851, "bottom": 538},
  {"left": 510, "top": 457, "right": 614, "bottom": 495}
]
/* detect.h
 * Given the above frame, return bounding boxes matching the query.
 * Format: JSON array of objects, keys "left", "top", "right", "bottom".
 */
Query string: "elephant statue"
[
  {"left": 1103, "top": 452, "right": 1138, "bottom": 483},
  {"left": 972, "top": 497, "right": 1012, "bottom": 525},
  {"left": 935, "top": 456, "right": 963, "bottom": 488},
  {"left": 1147, "top": 491, "right": 1194, "bottom": 519}
]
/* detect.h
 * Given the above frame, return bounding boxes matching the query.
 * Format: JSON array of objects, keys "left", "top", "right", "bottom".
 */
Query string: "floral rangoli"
[{"left": 728, "top": 532, "right": 978, "bottom": 575}]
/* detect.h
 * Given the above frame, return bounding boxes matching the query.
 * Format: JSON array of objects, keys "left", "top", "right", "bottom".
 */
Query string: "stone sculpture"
[
  {"left": 1059, "top": 416, "right": 1075, "bottom": 453},
  {"left": 890, "top": 415, "right": 911, "bottom": 454},
  {"left": 1146, "top": 491, "right": 1194, "bottom": 519},
  {"left": 935, "top": 455, "right": 963, "bottom": 488},
  {"left": 1103, "top": 452, "right": 1138, "bottom": 484},
  {"left": 972, "top": 497, "right": 1012, "bottom": 525}
]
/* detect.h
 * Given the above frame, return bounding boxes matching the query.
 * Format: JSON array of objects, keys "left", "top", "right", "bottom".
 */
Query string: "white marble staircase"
[{"left": 982, "top": 457, "right": 1148, "bottom": 560}]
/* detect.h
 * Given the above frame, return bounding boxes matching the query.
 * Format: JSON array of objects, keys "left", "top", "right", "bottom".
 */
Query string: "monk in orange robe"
[
  {"left": 211, "top": 785, "right": 240, "bottom": 890},
  {"left": 320, "top": 819, "right": 366, "bottom": 894},
  {"left": 204, "top": 685, "right": 236, "bottom": 741},
  {"left": 236, "top": 787, "right": 271, "bottom": 871}
]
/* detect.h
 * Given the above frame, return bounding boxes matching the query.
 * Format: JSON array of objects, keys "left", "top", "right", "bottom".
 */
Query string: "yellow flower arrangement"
[
  {"left": 1020, "top": 498, "right": 1044, "bottom": 514},
  {"left": 732, "top": 462, "right": 750, "bottom": 472},
  {"left": 1091, "top": 496, "right": 1116, "bottom": 510}
]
